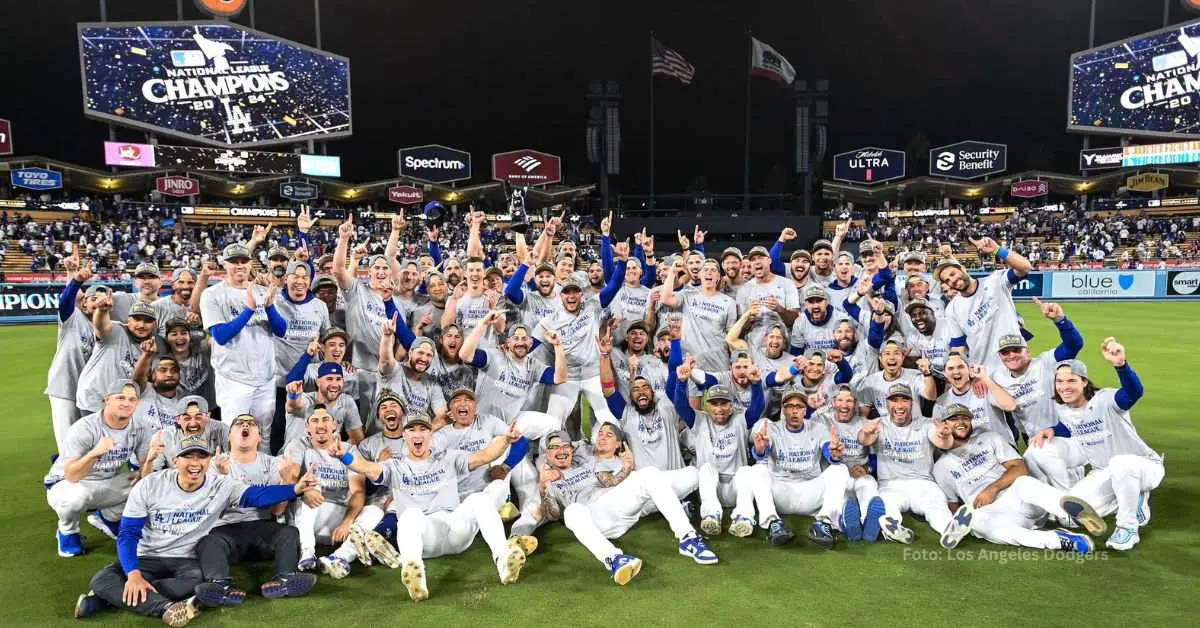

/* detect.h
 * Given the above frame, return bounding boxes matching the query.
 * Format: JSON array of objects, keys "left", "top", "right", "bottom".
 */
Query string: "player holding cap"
[
  {"left": 337, "top": 414, "right": 532, "bottom": 601},
  {"left": 857, "top": 383, "right": 973, "bottom": 547},
  {"left": 932, "top": 404, "right": 1101, "bottom": 553},
  {"left": 739, "top": 389, "right": 851, "bottom": 548},
  {"left": 143, "top": 397, "right": 230, "bottom": 474},
  {"left": 45, "top": 254, "right": 105, "bottom": 452},
  {"left": 936, "top": 236, "right": 1032, "bottom": 369},
  {"left": 74, "top": 436, "right": 316, "bottom": 626},
  {"left": 48, "top": 379, "right": 154, "bottom": 557},
  {"left": 200, "top": 242, "right": 288, "bottom": 452},
  {"left": 1032, "top": 339, "right": 1163, "bottom": 550},
  {"left": 76, "top": 297, "right": 159, "bottom": 414},
  {"left": 537, "top": 427, "right": 718, "bottom": 586}
]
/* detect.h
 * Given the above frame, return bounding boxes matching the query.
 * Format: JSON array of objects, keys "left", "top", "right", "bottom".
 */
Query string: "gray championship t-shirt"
[
  {"left": 272, "top": 297, "right": 330, "bottom": 386},
  {"left": 535, "top": 298, "right": 603, "bottom": 380},
  {"left": 379, "top": 369, "right": 447, "bottom": 420},
  {"left": 75, "top": 323, "right": 141, "bottom": 412},
  {"left": 62, "top": 412, "right": 153, "bottom": 481},
  {"left": 200, "top": 281, "right": 277, "bottom": 387},
  {"left": 123, "top": 470, "right": 249, "bottom": 558},
  {"left": 474, "top": 349, "right": 549, "bottom": 425},
  {"left": 614, "top": 393, "right": 684, "bottom": 471},
  {"left": 341, "top": 280, "right": 391, "bottom": 372},
  {"left": 220, "top": 453, "right": 283, "bottom": 524},
  {"left": 45, "top": 307, "right": 96, "bottom": 399},
  {"left": 679, "top": 291, "right": 739, "bottom": 373},
  {"left": 281, "top": 438, "right": 360, "bottom": 506},
  {"left": 431, "top": 415, "right": 508, "bottom": 496},
  {"left": 874, "top": 416, "right": 937, "bottom": 482},
  {"left": 933, "top": 431, "right": 1020, "bottom": 505},
  {"left": 285, "top": 392, "right": 364, "bottom": 444},
  {"left": 752, "top": 417, "right": 831, "bottom": 482},
  {"left": 376, "top": 448, "right": 470, "bottom": 514}
]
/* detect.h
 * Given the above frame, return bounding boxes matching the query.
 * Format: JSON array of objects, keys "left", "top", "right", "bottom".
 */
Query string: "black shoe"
[
  {"left": 194, "top": 580, "right": 246, "bottom": 607},
  {"left": 806, "top": 519, "right": 836, "bottom": 550},
  {"left": 261, "top": 572, "right": 318, "bottom": 600},
  {"left": 766, "top": 518, "right": 796, "bottom": 547}
]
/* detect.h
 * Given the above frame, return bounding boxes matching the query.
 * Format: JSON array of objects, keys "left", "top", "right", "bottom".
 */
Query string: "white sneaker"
[
  {"left": 401, "top": 559, "right": 429, "bottom": 602},
  {"left": 497, "top": 545, "right": 527, "bottom": 585},
  {"left": 879, "top": 516, "right": 914, "bottom": 544},
  {"left": 1106, "top": 526, "right": 1140, "bottom": 551}
]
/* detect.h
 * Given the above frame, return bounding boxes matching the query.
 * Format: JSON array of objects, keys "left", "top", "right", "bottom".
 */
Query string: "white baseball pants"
[
  {"left": 46, "top": 477, "right": 130, "bottom": 534},
  {"left": 1023, "top": 437, "right": 1087, "bottom": 490},
  {"left": 395, "top": 480, "right": 511, "bottom": 560},
  {"left": 639, "top": 466, "right": 699, "bottom": 516},
  {"left": 844, "top": 474, "right": 880, "bottom": 521},
  {"left": 698, "top": 463, "right": 740, "bottom": 519},
  {"left": 215, "top": 373, "right": 275, "bottom": 453},
  {"left": 294, "top": 501, "right": 385, "bottom": 562},
  {"left": 49, "top": 396, "right": 80, "bottom": 454},
  {"left": 736, "top": 463, "right": 850, "bottom": 526},
  {"left": 1070, "top": 454, "right": 1164, "bottom": 530},
  {"left": 547, "top": 376, "right": 617, "bottom": 430},
  {"left": 563, "top": 467, "right": 696, "bottom": 566},
  {"left": 878, "top": 478, "right": 954, "bottom": 533},
  {"left": 969, "top": 476, "right": 1073, "bottom": 548}
]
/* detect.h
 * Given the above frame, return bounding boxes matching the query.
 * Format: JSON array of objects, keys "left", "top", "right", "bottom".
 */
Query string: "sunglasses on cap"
[{"left": 232, "top": 414, "right": 258, "bottom": 426}]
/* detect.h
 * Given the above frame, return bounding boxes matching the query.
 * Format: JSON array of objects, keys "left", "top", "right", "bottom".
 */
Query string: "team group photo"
[{"left": 0, "top": 0, "right": 1195, "bottom": 627}]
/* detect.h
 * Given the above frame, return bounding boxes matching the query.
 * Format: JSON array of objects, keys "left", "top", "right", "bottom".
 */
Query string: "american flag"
[{"left": 652, "top": 39, "right": 695, "bottom": 85}]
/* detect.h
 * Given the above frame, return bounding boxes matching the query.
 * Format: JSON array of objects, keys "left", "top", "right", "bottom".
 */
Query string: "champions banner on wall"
[
  {"left": 78, "top": 22, "right": 352, "bottom": 147},
  {"left": 1069, "top": 17, "right": 1200, "bottom": 138}
]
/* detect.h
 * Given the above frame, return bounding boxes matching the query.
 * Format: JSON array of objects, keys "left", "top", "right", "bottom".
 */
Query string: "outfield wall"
[{"left": 3, "top": 271, "right": 1199, "bottom": 325}]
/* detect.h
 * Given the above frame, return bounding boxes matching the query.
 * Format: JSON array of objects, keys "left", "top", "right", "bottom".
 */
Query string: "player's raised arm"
[
  {"left": 336, "top": 442, "right": 384, "bottom": 482},
  {"left": 331, "top": 216, "right": 356, "bottom": 291},
  {"left": 468, "top": 424, "right": 523, "bottom": 471},
  {"left": 1103, "top": 337, "right": 1144, "bottom": 411},
  {"left": 91, "top": 291, "right": 114, "bottom": 339}
]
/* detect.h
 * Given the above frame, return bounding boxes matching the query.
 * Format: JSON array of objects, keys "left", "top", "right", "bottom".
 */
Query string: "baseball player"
[
  {"left": 739, "top": 389, "right": 851, "bottom": 548},
  {"left": 142, "top": 397, "right": 229, "bottom": 474},
  {"left": 109, "top": 261, "right": 162, "bottom": 323},
  {"left": 923, "top": 355, "right": 1019, "bottom": 446},
  {"left": 75, "top": 297, "right": 158, "bottom": 415},
  {"left": 356, "top": 389, "right": 408, "bottom": 464},
  {"left": 736, "top": 246, "right": 800, "bottom": 350},
  {"left": 658, "top": 257, "right": 738, "bottom": 372},
  {"left": 671, "top": 373, "right": 766, "bottom": 537},
  {"left": 1031, "top": 339, "right": 1163, "bottom": 550},
  {"left": 901, "top": 298, "right": 952, "bottom": 373},
  {"left": 199, "top": 243, "right": 287, "bottom": 452},
  {"left": 853, "top": 338, "right": 925, "bottom": 418},
  {"left": 331, "top": 215, "right": 394, "bottom": 416},
  {"left": 537, "top": 427, "right": 718, "bottom": 586},
  {"left": 433, "top": 387, "right": 531, "bottom": 500},
  {"left": 441, "top": 255, "right": 503, "bottom": 348},
  {"left": 932, "top": 404, "right": 1102, "bottom": 553},
  {"left": 688, "top": 349, "right": 764, "bottom": 413},
  {"left": 160, "top": 318, "right": 213, "bottom": 408},
  {"left": 790, "top": 285, "right": 855, "bottom": 355},
  {"left": 379, "top": 332, "right": 447, "bottom": 423},
  {"left": 291, "top": 327, "right": 363, "bottom": 400},
  {"left": 74, "top": 436, "right": 315, "bottom": 626},
  {"left": 410, "top": 272, "right": 448, "bottom": 338},
  {"left": 152, "top": 268, "right": 199, "bottom": 329},
  {"left": 936, "top": 237, "right": 1032, "bottom": 369},
  {"left": 426, "top": 324, "right": 477, "bottom": 401},
  {"left": 461, "top": 314, "right": 566, "bottom": 424},
  {"left": 285, "top": 362, "right": 364, "bottom": 445},
  {"left": 130, "top": 342, "right": 187, "bottom": 431},
  {"left": 336, "top": 414, "right": 532, "bottom": 601},
  {"left": 505, "top": 231, "right": 563, "bottom": 329},
  {"left": 46, "top": 252, "right": 102, "bottom": 452},
  {"left": 857, "top": 383, "right": 973, "bottom": 547},
  {"left": 811, "top": 384, "right": 883, "bottom": 541},
  {"left": 47, "top": 379, "right": 153, "bottom": 557},
  {"left": 191, "top": 415, "right": 318, "bottom": 606},
  {"left": 282, "top": 408, "right": 384, "bottom": 578},
  {"left": 609, "top": 321, "right": 668, "bottom": 398},
  {"left": 271, "top": 260, "right": 330, "bottom": 450}
]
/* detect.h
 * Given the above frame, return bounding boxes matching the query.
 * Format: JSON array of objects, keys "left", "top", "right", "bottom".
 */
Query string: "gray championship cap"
[
  {"left": 943, "top": 403, "right": 973, "bottom": 419},
  {"left": 175, "top": 436, "right": 214, "bottom": 457},
  {"left": 1055, "top": 359, "right": 1089, "bottom": 379},
  {"left": 706, "top": 385, "right": 735, "bottom": 402},
  {"left": 267, "top": 246, "right": 290, "bottom": 261},
  {"left": 134, "top": 261, "right": 161, "bottom": 278},
  {"left": 886, "top": 383, "right": 914, "bottom": 399},
  {"left": 103, "top": 378, "right": 140, "bottom": 398},
  {"left": 803, "top": 285, "right": 830, "bottom": 301},
  {"left": 998, "top": 334, "right": 1028, "bottom": 352},
  {"left": 128, "top": 301, "right": 157, "bottom": 321},
  {"left": 178, "top": 395, "right": 210, "bottom": 414},
  {"left": 222, "top": 243, "right": 252, "bottom": 262}
]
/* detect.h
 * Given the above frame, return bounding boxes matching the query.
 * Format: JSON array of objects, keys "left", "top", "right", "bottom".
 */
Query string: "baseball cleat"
[
  {"left": 1060, "top": 496, "right": 1107, "bottom": 536},
  {"left": 509, "top": 535, "right": 538, "bottom": 557},
  {"left": 194, "top": 580, "right": 246, "bottom": 607},
  {"left": 161, "top": 596, "right": 202, "bottom": 627},
  {"left": 499, "top": 501, "right": 520, "bottom": 522},
  {"left": 364, "top": 530, "right": 402, "bottom": 568},
  {"left": 74, "top": 590, "right": 111, "bottom": 619},
  {"left": 401, "top": 559, "right": 429, "bottom": 602},
  {"left": 57, "top": 531, "right": 85, "bottom": 558},
  {"left": 86, "top": 512, "right": 120, "bottom": 541},
  {"left": 1055, "top": 529, "right": 1094, "bottom": 554},
  {"left": 939, "top": 504, "right": 974, "bottom": 550},
  {"left": 261, "top": 572, "right": 318, "bottom": 600},
  {"left": 766, "top": 517, "right": 795, "bottom": 547},
  {"left": 862, "top": 497, "right": 886, "bottom": 543},
  {"left": 1136, "top": 491, "right": 1151, "bottom": 527},
  {"left": 879, "top": 516, "right": 914, "bottom": 544},
  {"left": 497, "top": 546, "right": 527, "bottom": 585},
  {"left": 347, "top": 527, "right": 372, "bottom": 566},
  {"left": 728, "top": 515, "right": 755, "bottom": 538},
  {"left": 318, "top": 556, "right": 351, "bottom": 580},
  {"left": 807, "top": 519, "right": 836, "bottom": 550},
  {"left": 700, "top": 514, "right": 722, "bottom": 536},
  {"left": 678, "top": 532, "right": 719, "bottom": 564},
  {"left": 840, "top": 497, "right": 863, "bottom": 542},
  {"left": 606, "top": 553, "right": 642, "bottom": 586},
  {"left": 296, "top": 555, "right": 318, "bottom": 572},
  {"left": 1106, "top": 526, "right": 1140, "bottom": 551}
]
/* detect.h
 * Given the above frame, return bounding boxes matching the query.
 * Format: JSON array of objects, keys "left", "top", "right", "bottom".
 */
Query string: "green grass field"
[{"left": 2, "top": 302, "right": 1197, "bottom": 627}]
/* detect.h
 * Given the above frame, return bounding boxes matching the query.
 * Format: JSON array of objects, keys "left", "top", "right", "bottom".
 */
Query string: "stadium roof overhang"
[
  {"left": 0, "top": 156, "right": 595, "bottom": 209},
  {"left": 822, "top": 168, "right": 1200, "bottom": 203}
]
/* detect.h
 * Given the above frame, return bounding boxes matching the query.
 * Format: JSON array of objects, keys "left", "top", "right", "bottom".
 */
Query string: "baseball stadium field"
[{"left": 1, "top": 302, "right": 1195, "bottom": 628}]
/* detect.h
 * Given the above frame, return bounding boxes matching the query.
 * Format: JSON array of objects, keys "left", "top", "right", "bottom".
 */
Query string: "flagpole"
[
  {"left": 743, "top": 30, "right": 752, "bottom": 213},
  {"left": 649, "top": 31, "right": 656, "bottom": 210}
]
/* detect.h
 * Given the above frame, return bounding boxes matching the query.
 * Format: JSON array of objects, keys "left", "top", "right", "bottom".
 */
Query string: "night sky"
[{"left": 0, "top": 0, "right": 1190, "bottom": 194}]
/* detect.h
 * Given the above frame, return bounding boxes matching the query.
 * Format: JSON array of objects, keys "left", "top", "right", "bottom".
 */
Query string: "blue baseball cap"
[{"left": 317, "top": 362, "right": 344, "bottom": 378}]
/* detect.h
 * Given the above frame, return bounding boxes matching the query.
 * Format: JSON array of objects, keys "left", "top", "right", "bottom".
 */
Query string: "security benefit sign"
[
  {"left": 279, "top": 181, "right": 319, "bottom": 201},
  {"left": 930, "top": 141, "right": 1007, "bottom": 179},
  {"left": 832, "top": 147, "right": 905, "bottom": 184},
  {"left": 1126, "top": 173, "right": 1170, "bottom": 192},
  {"left": 1069, "top": 17, "right": 1200, "bottom": 138},
  {"left": 78, "top": 22, "right": 352, "bottom": 147}
]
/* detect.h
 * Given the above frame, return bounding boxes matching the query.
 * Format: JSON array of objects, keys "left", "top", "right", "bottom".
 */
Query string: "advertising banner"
[
  {"left": 1126, "top": 173, "right": 1170, "bottom": 192},
  {"left": 1010, "top": 180, "right": 1048, "bottom": 198},
  {"left": 1050, "top": 271, "right": 1157, "bottom": 298},
  {"left": 1069, "top": 17, "right": 1200, "bottom": 138},
  {"left": 1167, "top": 270, "right": 1200, "bottom": 296},
  {"left": 929, "top": 140, "right": 1007, "bottom": 179},
  {"left": 279, "top": 181, "right": 319, "bottom": 201},
  {"left": 388, "top": 185, "right": 423, "bottom": 204},
  {"left": 104, "top": 141, "right": 157, "bottom": 167},
  {"left": 398, "top": 144, "right": 472, "bottom": 184},
  {"left": 0, "top": 283, "right": 63, "bottom": 322},
  {"left": 78, "top": 22, "right": 352, "bottom": 147},
  {"left": 11, "top": 167, "right": 63, "bottom": 191},
  {"left": 832, "top": 147, "right": 906, "bottom": 184},
  {"left": 1079, "top": 146, "right": 1124, "bottom": 170},
  {"left": 1011, "top": 273, "right": 1045, "bottom": 298},
  {"left": 156, "top": 175, "right": 199, "bottom": 197},
  {"left": 0, "top": 118, "right": 12, "bottom": 156},
  {"left": 491, "top": 149, "right": 562, "bottom": 185}
]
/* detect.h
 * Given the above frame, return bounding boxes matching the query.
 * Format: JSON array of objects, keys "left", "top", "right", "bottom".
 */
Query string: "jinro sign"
[{"left": 156, "top": 175, "right": 200, "bottom": 197}]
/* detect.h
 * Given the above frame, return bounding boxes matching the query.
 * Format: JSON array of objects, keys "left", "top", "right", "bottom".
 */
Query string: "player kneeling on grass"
[
  {"left": 738, "top": 390, "right": 851, "bottom": 549},
  {"left": 336, "top": 414, "right": 533, "bottom": 602},
  {"left": 858, "top": 383, "right": 973, "bottom": 548},
  {"left": 47, "top": 379, "right": 154, "bottom": 558},
  {"left": 74, "top": 437, "right": 317, "bottom": 626},
  {"left": 282, "top": 408, "right": 384, "bottom": 579},
  {"left": 811, "top": 385, "right": 884, "bottom": 542},
  {"left": 932, "top": 404, "right": 1103, "bottom": 553},
  {"left": 189, "top": 415, "right": 319, "bottom": 607},
  {"left": 537, "top": 427, "right": 718, "bottom": 586},
  {"left": 1031, "top": 338, "right": 1163, "bottom": 551}
]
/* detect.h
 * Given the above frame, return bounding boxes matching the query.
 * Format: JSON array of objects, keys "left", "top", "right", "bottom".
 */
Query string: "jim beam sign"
[{"left": 1126, "top": 173, "right": 1170, "bottom": 192}]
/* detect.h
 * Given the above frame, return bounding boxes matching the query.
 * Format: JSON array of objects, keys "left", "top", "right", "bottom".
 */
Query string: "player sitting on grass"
[
  {"left": 536, "top": 426, "right": 718, "bottom": 586},
  {"left": 811, "top": 385, "right": 884, "bottom": 542},
  {"left": 73, "top": 437, "right": 316, "bottom": 626},
  {"left": 336, "top": 414, "right": 533, "bottom": 602},
  {"left": 932, "top": 404, "right": 1103, "bottom": 553},
  {"left": 1033, "top": 338, "right": 1163, "bottom": 551}
]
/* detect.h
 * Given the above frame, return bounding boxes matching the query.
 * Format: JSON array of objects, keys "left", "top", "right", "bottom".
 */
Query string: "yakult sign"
[{"left": 832, "top": 147, "right": 906, "bottom": 185}]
